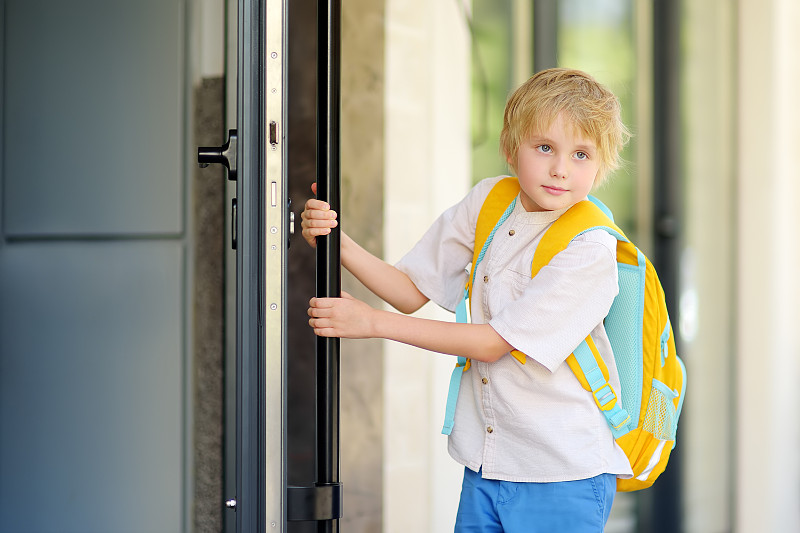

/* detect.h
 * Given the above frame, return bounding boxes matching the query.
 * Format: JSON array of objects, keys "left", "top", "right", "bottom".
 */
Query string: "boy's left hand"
[
  {"left": 300, "top": 183, "right": 338, "bottom": 249},
  {"left": 308, "top": 291, "right": 376, "bottom": 339}
]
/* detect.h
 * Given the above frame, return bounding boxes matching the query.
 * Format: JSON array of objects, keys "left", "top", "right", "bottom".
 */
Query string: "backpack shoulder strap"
[
  {"left": 530, "top": 199, "right": 628, "bottom": 277},
  {"left": 530, "top": 198, "right": 634, "bottom": 437},
  {"left": 468, "top": 177, "right": 521, "bottom": 297}
]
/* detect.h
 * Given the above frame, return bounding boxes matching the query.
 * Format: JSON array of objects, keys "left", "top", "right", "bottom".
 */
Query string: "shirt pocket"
[
  {"left": 486, "top": 267, "right": 531, "bottom": 316},
  {"left": 506, "top": 266, "right": 532, "bottom": 295}
]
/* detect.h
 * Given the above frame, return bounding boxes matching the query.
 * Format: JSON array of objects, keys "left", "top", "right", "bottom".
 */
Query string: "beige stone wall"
[
  {"left": 192, "top": 76, "right": 225, "bottom": 533},
  {"left": 383, "top": 0, "right": 472, "bottom": 531},
  {"left": 191, "top": 2, "right": 226, "bottom": 531},
  {"left": 337, "top": 1, "right": 473, "bottom": 531},
  {"left": 339, "top": 0, "right": 386, "bottom": 531}
]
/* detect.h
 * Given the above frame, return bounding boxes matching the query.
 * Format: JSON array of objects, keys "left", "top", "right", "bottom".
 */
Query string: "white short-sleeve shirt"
[{"left": 396, "top": 176, "right": 633, "bottom": 482}]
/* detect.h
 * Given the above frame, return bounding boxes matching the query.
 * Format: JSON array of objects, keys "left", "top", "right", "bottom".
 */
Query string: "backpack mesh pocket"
[
  {"left": 606, "top": 264, "right": 645, "bottom": 427},
  {"left": 643, "top": 379, "right": 678, "bottom": 441}
]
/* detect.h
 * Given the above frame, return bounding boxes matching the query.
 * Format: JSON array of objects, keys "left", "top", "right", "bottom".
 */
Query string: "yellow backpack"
[{"left": 442, "top": 177, "right": 687, "bottom": 491}]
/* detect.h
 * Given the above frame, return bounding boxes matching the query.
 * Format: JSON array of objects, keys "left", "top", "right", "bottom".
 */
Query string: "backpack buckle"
[
  {"left": 593, "top": 383, "right": 617, "bottom": 411},
  {"left": 609, "top": 409, "right": 631, "bottom": 430}
]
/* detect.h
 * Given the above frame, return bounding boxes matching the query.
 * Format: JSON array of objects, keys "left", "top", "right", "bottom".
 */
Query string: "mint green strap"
[
  {"left": 442, "top": 290, "right": 469, "bottom": 435},
  {"left": 442, "top": 197, "right": 516, "bottom": 435},
  {"left": 573, "top": 340, "right": 632, "bottom": 439}
]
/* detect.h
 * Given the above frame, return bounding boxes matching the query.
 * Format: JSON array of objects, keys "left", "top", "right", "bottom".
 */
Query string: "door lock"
[{"left": 198, "top": 129, "right": 238, "bottom": 181}]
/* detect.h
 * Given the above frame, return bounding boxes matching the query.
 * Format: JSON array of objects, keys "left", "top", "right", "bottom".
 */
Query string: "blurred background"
[{"left": 0, "top": 0, "right": 797, "bottom": 532}]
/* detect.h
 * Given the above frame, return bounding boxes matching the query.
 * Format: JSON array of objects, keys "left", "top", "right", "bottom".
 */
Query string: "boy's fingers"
[
  {"left": 308, "top": 306, "right": 328, "bottom": 321},
  {"left": 300, "top": 206, "right": 337, "bottom": 242},
  {"left": 301, "top": 209, "right": 337, "bottom": 228},
  {"left": 302, "top": 216, "right": 337, "bottom": 228},
  {"left": 300, "top": 198, "right": 337, "bottom": 246},
  {"left": 304, "top": 198, "right": 332, "bottom": 212},
  {"left": 312, "top": 326, "right": 336, "bottom": 338},
  {"left": 301, "top": 226, "right": 333, "bottom": 239},
  {"left": 309, "top": 296, "right": 336, "bottom": 310},
  {"left": 303, "top": 228, "right": 331, "bottom": 238},
  {"left": 309, "top": 317, "right": 330, "bottom": 334}
]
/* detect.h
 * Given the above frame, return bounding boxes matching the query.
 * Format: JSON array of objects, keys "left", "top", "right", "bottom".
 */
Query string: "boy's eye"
[
  {"left": 574, "top": 151, "right": 589, "bottom": 160},
  {"left": 537, "top": 144, "right": 553, "bottom": 154}
]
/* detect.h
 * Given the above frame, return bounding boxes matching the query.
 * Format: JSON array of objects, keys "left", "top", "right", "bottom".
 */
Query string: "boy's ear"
[{"left": 504, "top": 150, "right": 515, "bottom": 169}]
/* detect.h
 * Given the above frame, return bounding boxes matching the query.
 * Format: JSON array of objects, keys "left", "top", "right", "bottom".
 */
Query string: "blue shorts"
[{"left": 454, "top": 467, "right": 616, "bottom": 533}]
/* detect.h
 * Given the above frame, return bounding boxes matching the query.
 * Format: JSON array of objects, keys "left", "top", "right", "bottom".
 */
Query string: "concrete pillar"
[
  {"left": 383, "top": 0, "right": 471, "bottom": 531},
  {"left": 736, "top": 0, "right": 800, "bottom": 530}
]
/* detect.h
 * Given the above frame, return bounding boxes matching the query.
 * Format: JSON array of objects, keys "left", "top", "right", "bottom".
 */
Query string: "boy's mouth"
[{"left": 543, "top": 185, "right": 568, "bottom": 195}]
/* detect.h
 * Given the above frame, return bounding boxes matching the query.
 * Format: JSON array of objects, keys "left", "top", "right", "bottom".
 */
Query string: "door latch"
[{"left": 198, "top": 129, "right": 238, "bottom": 181}]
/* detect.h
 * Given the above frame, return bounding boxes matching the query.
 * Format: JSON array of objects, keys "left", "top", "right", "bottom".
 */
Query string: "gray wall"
[{"left": 0, "top": 1, "right": 228, "bottom": 531}]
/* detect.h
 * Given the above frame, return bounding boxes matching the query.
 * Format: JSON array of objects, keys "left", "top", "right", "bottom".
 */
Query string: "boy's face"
[{"left": 509, "top": 112, "right": 601, "bottom": 212}]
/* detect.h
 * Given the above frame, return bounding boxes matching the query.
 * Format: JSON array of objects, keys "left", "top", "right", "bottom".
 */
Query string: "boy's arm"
[
  {"left": 489, "top": 231, "right": 618, "bottom": 372},
  {"left": 309, "top": 293, "right": 513, "bottom": 362},
  {"left": 340, "top": 233, "right": 429, "bottom": 314},
  {"left": 301, "top": 191, "right": 429, "bottom": 314}
]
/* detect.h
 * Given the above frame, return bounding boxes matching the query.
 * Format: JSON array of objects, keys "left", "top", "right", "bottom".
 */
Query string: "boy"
[{"left": 301, "top": 68, "right": 633, "bottom": 532}]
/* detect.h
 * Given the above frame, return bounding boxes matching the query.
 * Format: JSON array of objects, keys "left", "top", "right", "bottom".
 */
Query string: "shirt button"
[
  {"left": 483, "top": 275, "right": 489, "bottom": 283},
  {"left": 481, "top": 377, "right": 488, "bottom": 385},
  {"left": 508, "top": 229, "right": 516, "bottom": 236},
  {"left": 487, "top": 426, "right": 494, "bottom": 434}
]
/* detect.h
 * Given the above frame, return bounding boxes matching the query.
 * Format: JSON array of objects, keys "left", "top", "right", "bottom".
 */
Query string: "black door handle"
[{"left": 198, "top": 129, "right": 237, "bottom": 181}]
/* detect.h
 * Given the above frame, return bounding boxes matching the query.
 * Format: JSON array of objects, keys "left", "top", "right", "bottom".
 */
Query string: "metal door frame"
[{"left": 235, "top": 0, "right": 288, "bottom": 530}]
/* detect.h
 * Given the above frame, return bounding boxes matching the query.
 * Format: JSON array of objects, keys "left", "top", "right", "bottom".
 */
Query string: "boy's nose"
[{"left": 551, "top": 157, "right": 568, "bottom": 178}]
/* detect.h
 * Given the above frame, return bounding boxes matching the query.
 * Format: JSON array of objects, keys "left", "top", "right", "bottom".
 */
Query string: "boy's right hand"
[{"left": 300, "top": 183, "right": 338, "bottom": 249}]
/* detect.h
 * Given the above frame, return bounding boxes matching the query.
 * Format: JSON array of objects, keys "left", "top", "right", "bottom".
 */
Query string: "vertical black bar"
[
  {"left": 641, "top": 0, "right": 683, "bottom": 532},
  {"left": 315, "top": 0, "right": 341, "bottom": 531},
  {"left": 532, "top": 0, "right": 559, "bottom": 72}
]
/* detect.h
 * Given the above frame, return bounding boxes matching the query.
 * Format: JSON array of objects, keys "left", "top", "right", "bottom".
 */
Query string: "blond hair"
[{"left": 499, "top": 68, "right": 630, "bottom": 185}]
